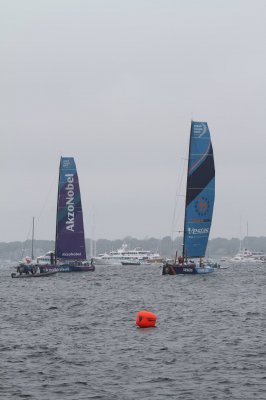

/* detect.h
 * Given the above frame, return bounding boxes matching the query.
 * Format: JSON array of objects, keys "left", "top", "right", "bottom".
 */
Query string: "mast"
[
  {"left": 94, "top": 240, "right": 97, "bottom": 258},
  {"left": 182, "top": 121, "right": 193, "bottom": 258},
  {"left": 54, "top": 157, "right": 62, "bottom": 264},
  {"left": 246, "top": 220, "right": 249, "bottom": 249},
  {"left": 93, "top": 211, "right": 97, "bottom": 258},
  {"left": 90, "top": 237, "right": 93, "bottom": 259},
  {"left": 31, "top": 216, "right": 35, "bottom": 260},
  {"left": 90, "top": 209, "right": 95, "bottom": 258}
]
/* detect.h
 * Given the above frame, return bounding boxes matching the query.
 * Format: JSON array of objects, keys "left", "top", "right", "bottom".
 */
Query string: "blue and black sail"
[
  {"left": 183, "top": 121, "right": 215, "bottom": 258},
  {"left": 55, "top": 157, "right": 86, "bottom": 260}
]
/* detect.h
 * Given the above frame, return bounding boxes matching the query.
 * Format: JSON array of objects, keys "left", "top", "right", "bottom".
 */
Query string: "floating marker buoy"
[{"left": 136, "top": 310, "right": 157, "bottom": 328}]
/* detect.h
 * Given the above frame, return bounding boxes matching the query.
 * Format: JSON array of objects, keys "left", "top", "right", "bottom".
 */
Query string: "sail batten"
[
  {"left": 55, "top": 157, "right": 86, "bottom": 260},
  {"left": 183, "top": 121, "right": 215, "bottom": 258}
]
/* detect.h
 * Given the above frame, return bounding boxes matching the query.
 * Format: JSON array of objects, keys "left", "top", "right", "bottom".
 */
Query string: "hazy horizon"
[{"left": 1, "top": 231, "right": 265, "bottom": 245}]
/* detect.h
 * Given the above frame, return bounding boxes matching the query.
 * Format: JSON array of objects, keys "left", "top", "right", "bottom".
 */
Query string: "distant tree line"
[{"left": 1, "top": 236, "right": 266, "bottom": 261}]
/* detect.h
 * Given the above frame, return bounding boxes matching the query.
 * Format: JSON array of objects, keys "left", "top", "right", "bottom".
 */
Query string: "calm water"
[{"left": 1, "top": 263, "right": 266, "bottom": 400}]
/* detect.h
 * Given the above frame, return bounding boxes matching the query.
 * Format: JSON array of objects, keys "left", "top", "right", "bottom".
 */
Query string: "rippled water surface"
[{"left": 1, "top": 263, "right": 266, "bottom": 399}]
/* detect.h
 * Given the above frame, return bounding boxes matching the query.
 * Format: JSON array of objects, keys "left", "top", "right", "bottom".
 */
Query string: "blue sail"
[
  {"left": 55, "top": 157, "right": 86, "bottom": 260},
  {"left": 183, "top": 121, "right": 215, "bottom": 258}
]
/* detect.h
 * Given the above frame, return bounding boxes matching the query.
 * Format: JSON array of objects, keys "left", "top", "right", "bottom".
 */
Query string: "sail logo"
[
  {"left": 194, "top": 196, "right": 210, "bottom": 217},
  {"left": 65, "top": 174, "right": 75, "bottom": 232},
  {"left": 193, "top": 123, "right": 207, "bottom": 138},
  {"left": 62, "top": 159, "right": 71, "bottom": 168},
  {"left": 188, "top": 227, "right": 209, "bottom": 235},
  {"left": 62, "top": 252, "right": 81, "bottom": 257}
]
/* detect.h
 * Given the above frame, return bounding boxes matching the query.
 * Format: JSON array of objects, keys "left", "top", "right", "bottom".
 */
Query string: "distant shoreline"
[{"left": 1, "top": 236, "right": 266, "bottom": 261}]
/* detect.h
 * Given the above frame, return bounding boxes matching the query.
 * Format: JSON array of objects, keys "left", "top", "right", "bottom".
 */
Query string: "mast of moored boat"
[
  {"left": 54, "top": 157, "right": 62, "bottom": 265},
  {"left": 31, "top": 216, "right": 35, "bottom": 260},
  {"left": 182, "top": 121, "right": 193, "bottom": 259}
]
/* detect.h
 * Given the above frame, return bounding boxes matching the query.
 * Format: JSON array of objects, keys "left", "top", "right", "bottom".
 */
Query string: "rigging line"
[
  {"left": 20, "top": 220, "right": 33, "bottom": 260},
  {"left": 37, "top": 175, "right": 57, "bottom": 221},
  {"left": 171, "top": 162, "right": 185, "bottom": 241},
  {"left": 170, "top": 142, "right": 188, "bottom": 242}
]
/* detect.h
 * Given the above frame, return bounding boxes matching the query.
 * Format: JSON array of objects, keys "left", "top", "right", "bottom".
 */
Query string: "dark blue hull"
[
  {"left": 162, "top": 263, "right": 214, "bottom": 275},
  {"left": 11, "top": 271, "right": 57, "bottom": 278},
  {"left": 40, "top": 263, "right": 95, "bottom": 273}
]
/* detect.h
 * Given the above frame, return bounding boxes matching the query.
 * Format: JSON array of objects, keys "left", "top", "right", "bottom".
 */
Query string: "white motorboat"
[
  {"left": 36, "top": 251, "right": 55, "bottom": 265},
  {"left": 93, "top": 244, "right": 163, "bottom": 266},
  {"left": 230, "top": 248, "right": 266, "bottom": 263}
]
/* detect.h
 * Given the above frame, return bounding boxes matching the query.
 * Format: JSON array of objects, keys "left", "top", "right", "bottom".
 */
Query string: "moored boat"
[
  {"left": 143, "top": 255, "right": 164, "bottom": 266},
  {"left": 11, "top": 271, "right": 57, "bottom": 278},
  {"left": 230, "top": 248, "right": 266, "bottom": 263},
  {"left": 93, "top": 243, "right": 162, "bottom": 266}
]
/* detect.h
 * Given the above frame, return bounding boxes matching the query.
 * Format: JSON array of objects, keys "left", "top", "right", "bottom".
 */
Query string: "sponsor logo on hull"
[
  {"left": 43, "top": 266, "right": 71, "bottom": 273},
  {"left": 182, "top": 268, "right": 194, "bottom": 273}
]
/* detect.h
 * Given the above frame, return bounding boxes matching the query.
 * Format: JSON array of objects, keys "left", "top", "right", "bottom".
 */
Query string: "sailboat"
[
  {"left": 162, "top": 121, "right": 215, "bottom": 275},
  {"left": 12, "top": 217, "right": 58, "bottom": 278},
  {"left": 39, "top": 157, "right": 95, "bottom": 273}
]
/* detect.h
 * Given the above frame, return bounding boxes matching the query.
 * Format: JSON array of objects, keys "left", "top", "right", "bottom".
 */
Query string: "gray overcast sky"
[{"left": 1, "top": 0, "right": 266, "bottom": 242}]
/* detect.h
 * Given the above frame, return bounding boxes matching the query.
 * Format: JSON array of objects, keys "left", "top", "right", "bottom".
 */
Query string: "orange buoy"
[{"left": 136, "top": 310, "right": 157, "bottom": 328}]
